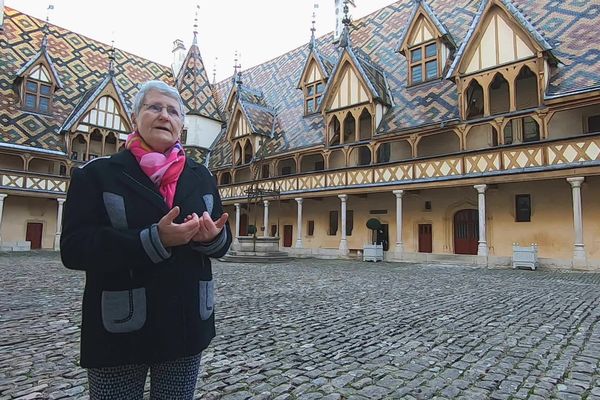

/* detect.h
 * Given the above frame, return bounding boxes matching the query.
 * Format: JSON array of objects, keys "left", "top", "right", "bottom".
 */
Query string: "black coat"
[{"left": 60, "top": 150, "right": 231, "bottom": 368}]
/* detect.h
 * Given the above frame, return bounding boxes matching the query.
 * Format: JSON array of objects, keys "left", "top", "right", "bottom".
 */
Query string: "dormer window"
[
  {"left": 409, "top": 41, "right": 439, "bottom": 85},
  {"left": 305, "top": 80, "right": 325, "bottom": 114},
  {"left": 23, "top": 65, "right": 53, "bottom": 113}
]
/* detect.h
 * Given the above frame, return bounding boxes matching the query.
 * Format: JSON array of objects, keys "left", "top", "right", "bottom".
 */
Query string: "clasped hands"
[{"left": 157, "top": 206, "right": 228, "bottom": 248}]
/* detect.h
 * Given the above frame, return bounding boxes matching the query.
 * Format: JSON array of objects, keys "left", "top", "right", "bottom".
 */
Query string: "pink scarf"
[{"left": 125, "top": 131, "right": 185, "bottom": 209}]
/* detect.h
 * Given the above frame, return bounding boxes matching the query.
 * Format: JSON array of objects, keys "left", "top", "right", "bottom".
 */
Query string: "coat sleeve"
[
  {"left": 60, "top": 166, "right": 171, "bottom": 272},
  {"left": 189, "top": 167, "right": 232, "bottom": 258}
]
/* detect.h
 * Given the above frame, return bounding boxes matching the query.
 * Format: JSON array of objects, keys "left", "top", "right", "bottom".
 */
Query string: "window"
[
  {"left": 587, "top": 115, "right": 600, "bottom": 133},
  {"left": 314, "top": 161, "right": 324, "bottom": 171},
  {"left": 346, "top": 210, "right": 353, "bottom": 236},
  {"left": 23, "top": 65, "right": 53, "bottom": 114},
  {"left": 515, "top": 194, "right": 531, "bottom": 222},
  {"left": 281, "top": 166, "right": 292, "bottom": 176},
  {"left": 307, "top": 220, "right": 315, "bottom": 236},
  {"left": 328, "top": 211, "right": 338, "bottom": 235},
  {"left": 409, "top": 41, "right": 438, "bottom": 85},
  {"left": 261, "top": 164, "right": 270, "bottom": 179},
  {"left": 424, "top": 201, "right": 432, "bottom": 211},
  {"left": 71, "top": 151, "right": 78, "bottom": 160},
  {"left": 522, "top": 117, "right": 539, "bottom": 143},
  {"left": 305, "top": 81, "right": 324, "bottom": 114}
]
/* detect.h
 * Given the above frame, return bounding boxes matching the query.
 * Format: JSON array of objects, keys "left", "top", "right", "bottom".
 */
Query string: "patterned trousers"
[{"left": 87, "top": 353, "right": 202, "bottom": 400}]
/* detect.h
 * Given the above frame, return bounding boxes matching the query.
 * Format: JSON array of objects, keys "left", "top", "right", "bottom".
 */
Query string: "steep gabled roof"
[
  {"left": 60, "top": 74, "right": 130, "bottom": 132},
  {"left": 395, "top": 0, "right": 456, "bottom": 54},
  {"left": 446, "top": 0, "right": 554, "bottom": 78},
  {"left": 296, "top": 46, "right": 335, "bottom": 89},
  {"left": 241, "top": 101, "right": 277, "bottom": 137},
  {"left": 16, "top": 45, "right": 63, "bottom": 88},
  {"left": 176, "top": 42, "right": 222, "bottom": 122}
]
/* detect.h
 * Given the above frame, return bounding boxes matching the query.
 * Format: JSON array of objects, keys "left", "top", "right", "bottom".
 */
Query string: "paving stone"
[{"left": 3, "top": 254, "right": 600, "bottom": 399}]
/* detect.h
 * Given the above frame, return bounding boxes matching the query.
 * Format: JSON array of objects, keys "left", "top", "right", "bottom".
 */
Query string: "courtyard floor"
[{"left": 1, "top": 252, "right": 600, "bottom": 399}]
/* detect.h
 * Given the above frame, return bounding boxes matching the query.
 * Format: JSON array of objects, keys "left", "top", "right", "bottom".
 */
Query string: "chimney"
[
  {"left": 333, "top": 0, "right": 355, "bottom": 42},
  {"left": 171, "top": 39, "right": 186, "bottom": 78}
]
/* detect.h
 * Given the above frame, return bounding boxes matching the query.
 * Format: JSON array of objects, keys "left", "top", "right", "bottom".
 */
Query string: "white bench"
[{"left": 512, "top": 243, "right": 538, "bottom": 270}]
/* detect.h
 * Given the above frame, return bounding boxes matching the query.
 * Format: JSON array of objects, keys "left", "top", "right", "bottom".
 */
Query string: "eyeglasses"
[{"left": 142, "top": 103, "right": 182, "bottom": 119}]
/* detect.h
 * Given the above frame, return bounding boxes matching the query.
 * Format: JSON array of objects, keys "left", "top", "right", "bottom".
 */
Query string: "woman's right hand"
[{"left": 157, "top": 206, "right": 199, "bottom": 247}]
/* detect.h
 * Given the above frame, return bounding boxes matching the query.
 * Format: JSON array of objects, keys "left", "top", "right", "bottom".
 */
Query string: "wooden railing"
[
  {"left": 0, "top": 169, "right": 69, "bottom": 195},
  {"left": 220, "top": 134, "right": 600, "bottom": 200}
]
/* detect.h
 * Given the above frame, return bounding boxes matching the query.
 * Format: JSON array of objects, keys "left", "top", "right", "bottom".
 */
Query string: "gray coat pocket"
[
  {"left": 199, "top": 280, "right": 214, "bottom": 320},
  {"left": 101, "top": 288, "right": 146, "bottom": 333}
]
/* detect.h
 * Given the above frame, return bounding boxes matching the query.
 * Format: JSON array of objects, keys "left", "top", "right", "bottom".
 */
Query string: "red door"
[
  {"left": 26, "top": 222, "right": 43, "bottom": 249},
  {"left": 454, "top": 210, "right": 478, "bottom": 255},
  {"left": 418, "top": 224, "right": 432, "bottom": 253},
  {"left": 239, "top": 214, "right": 248, "bottom": 236},
  {"left": 283, "top": 225, "right": 293, "bottom": 247}
]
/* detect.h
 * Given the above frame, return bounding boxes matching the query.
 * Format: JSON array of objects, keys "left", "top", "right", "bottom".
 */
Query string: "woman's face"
[{"left": 132, "top": 90, "right": 184, "bottom": 153}]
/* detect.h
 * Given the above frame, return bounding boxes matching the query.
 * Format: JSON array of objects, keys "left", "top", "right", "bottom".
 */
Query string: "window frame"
[
  {"left": 408, "top": 40, "right": 439, "bottom": 86},
  {"left": 304, "top": 80, "right": 325, "bottom": 115},
  {"left": 515, "top": 194, "right": 531, "bottom": 222},
  {"left": 22, "top": 75, "right": 54, "bottom": 114}
]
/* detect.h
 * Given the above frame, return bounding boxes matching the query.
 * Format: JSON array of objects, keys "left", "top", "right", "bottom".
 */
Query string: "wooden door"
[
  {"left": 418, "top": 224, "right": 432, "bottom": 253},
  {"left": 283, "top": 225, "right": 293, "bottom": 247},
  {"left": 454, "top": 210, "right": 478, "bottom": 255},
  {"left": 376, "top": 224, "right": 389, "bottom": 251},
  {"left": 239, "top": 214, "right": 248, "bottom": 236},
  {"left": 26, "top": 222, "right": 43, "bottom": 249}
]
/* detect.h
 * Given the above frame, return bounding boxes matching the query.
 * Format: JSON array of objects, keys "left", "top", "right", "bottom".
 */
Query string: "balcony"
[
  {"left": 0, "top": 169, "right": 69, "bottom": 195},
  {"left": 219, "top": 133, "right": 600, "bottom": 200}
]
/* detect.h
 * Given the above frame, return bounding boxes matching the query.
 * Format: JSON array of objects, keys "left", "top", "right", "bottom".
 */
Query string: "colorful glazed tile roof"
[
  {"left": 176, "top": 40, "right": 222, "bottom": 121},
  {"left": 1, "top": 7, "right": 172, "bottom": 152},
  {"left": 208, "top": 0, "right": 600, "bottom": 170}
]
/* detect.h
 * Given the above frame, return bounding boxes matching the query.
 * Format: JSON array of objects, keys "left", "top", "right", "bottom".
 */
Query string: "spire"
[
  {"left": 192, "top": 4, "right": 199, "bottom": 46},
  {"left": 108, "top": 40, "right": 115, "bottom": 75},
  {"left": 309, "top": 3, "right": 318, "bottom": 50},
  {"left": 339, "top": 0, "right": 351, "bottom": 49},
  {"left": 41, "top": 4, "right": 54, "bottom": 49}
]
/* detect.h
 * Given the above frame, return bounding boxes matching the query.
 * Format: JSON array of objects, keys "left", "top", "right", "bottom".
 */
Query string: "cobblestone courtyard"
[{"left": 1, "top": 252, "right": 600, "bottom": 399}]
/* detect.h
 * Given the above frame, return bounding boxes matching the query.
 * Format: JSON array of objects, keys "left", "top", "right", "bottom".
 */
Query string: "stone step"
[{"left": 219, "top": 251, "right": 293, "bottom": 263}]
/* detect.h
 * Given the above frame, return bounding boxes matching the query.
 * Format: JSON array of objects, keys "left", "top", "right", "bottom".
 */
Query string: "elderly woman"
[{"left": 60, "top": 80, "right": 231, "bottom": 399}]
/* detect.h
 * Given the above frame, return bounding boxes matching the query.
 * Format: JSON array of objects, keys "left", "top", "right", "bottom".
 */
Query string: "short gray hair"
[{"left": 132, "top": 80, "right": 185, "bottom": 121}]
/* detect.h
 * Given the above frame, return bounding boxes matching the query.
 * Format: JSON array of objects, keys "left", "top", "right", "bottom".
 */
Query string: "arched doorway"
[{"left": 454, "top": 209, "right": 478, "bottom": 255}]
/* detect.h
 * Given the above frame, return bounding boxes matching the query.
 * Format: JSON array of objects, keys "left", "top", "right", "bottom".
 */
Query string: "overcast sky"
[{"left": 7, "top": 0, "right": 396, "bottom": 83}]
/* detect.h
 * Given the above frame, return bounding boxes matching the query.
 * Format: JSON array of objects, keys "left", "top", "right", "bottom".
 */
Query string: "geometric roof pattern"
[
  {"left": 1, "top": 7, "right": 172, "bottom": 153},
  {"left": 176, "top": 40, "right": 222, "bottom": 121},
  {"left": 208, "top": 0, "right": 600, "bottom": 170}
]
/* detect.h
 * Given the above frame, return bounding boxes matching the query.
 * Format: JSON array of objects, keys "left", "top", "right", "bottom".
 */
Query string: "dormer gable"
[
  {"left": 60, "top": 75, "right": 131, "bottom": 135},
  {"left": 15, "top": 45, "right": 63, "bottom": 114},
  {"left": 297, "top": 48, "right": 334, "bottom": 115},
  {"left": 447, "top": 0, "right": 555, "bottom": 79},
  {"left": 320, "top": 49, "right": 391, "bottom": 113},
  {"left": 396, "top": 0, "right": 455, "bottom": 85}
]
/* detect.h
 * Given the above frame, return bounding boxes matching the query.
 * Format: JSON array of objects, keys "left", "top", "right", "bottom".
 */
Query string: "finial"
[
  {"left": 212, "top": 57, "right": 217, "bottom": 84},
  {"left": 108, "top": 40, "right": 115, "bottom": 75},
  {"left": 41, "top": 4, "right": 54, "bottom": 48},
  {"left": 233, "top": 51, "right": 241, "bottom": 83},
  {"left": 309, "top": 3, "right": 318, "bottom": 50},
  {"left": 193, "top": 4, "right": 200, "bottom": 45},
  {"left": 339, "top": 0, "right": 351, "bottom": 48}
]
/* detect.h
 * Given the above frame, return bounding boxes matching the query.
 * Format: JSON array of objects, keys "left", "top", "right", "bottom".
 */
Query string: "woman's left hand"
[{"left": 186, "top": 211, "right": 229, "bottom": 243}]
